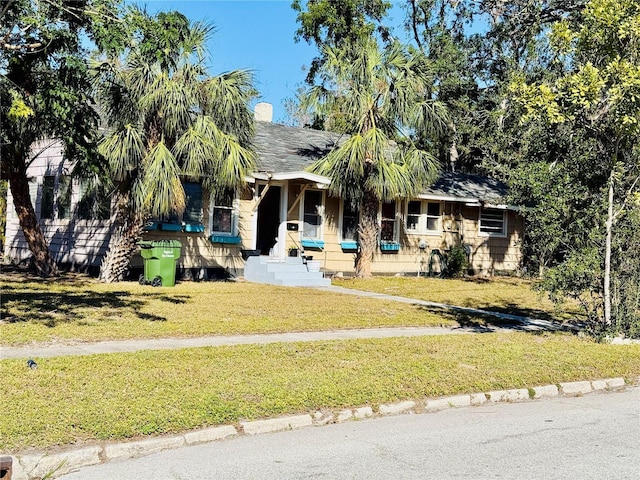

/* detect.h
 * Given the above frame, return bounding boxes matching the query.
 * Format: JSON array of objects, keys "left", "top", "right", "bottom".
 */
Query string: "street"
[{"left": 59, "top": 388, "right": 639, "bottom": 479}]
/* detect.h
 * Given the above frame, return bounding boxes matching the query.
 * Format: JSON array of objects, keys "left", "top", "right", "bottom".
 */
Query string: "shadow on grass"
[
  {"left": 419, "top": 305, "right": 578, "bottom": 333},
  {"left": 1, "top": 283, "right": 189, "bottom": 327},
  {"left": 466, "top": 303, "right": 586, "bottom": 327}
]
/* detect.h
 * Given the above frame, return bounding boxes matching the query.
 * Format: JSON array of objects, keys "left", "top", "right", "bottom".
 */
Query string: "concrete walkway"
[
  {"left": 321, "top": 285, "right": 565, "bottom": 330},
  {"left": 0, "top": 286, "right": 565, "bottom": 360}
]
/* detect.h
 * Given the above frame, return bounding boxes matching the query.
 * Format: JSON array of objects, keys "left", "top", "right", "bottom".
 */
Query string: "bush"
[{"left": 443, "top": 245, "right": 468, "bottom": 278}]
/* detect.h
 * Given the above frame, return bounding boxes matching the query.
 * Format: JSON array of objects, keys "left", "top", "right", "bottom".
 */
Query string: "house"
[{"left": 3, "top": 108, "right": 523, "bottom": 280}]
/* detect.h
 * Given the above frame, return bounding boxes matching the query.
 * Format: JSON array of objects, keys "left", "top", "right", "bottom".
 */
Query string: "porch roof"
[{"left": 247, "top": 170, "right": 331, "bottom": 188}]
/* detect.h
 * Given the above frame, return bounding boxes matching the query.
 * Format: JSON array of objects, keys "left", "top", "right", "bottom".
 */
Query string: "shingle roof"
[
  {"left": 252, "top": 122, "right": 508, "bottom": 203},
  {"left": 423, "top": 172, "right": 508, "bottom": 204},
  {"left": 253, "top": 121, "right": 344, "bottom": 173}
]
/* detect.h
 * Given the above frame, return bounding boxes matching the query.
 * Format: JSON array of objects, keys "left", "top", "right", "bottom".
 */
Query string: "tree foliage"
[
  {"left": 304, "top": 37, "right": 447, "bottom": 277},
  {"left": 95, "top": 9, "right": 256, "bottom": 282},
  {"left": 509, "top": 0, "right": 640, "bottom": 336},
  {"left": 292, "top": 0, "right": 392, "bottom": 83},
  {"left": 0, "top": 0, "right": 125, "bottom": 276}
]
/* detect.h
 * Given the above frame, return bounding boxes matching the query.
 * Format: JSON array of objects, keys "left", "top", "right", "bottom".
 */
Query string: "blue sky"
[
  {"left": 142, "top": 1, "right": 409, "bottom": 124},
  {"left": 141, "top": 1, "right": 320, "bottom": 123}
]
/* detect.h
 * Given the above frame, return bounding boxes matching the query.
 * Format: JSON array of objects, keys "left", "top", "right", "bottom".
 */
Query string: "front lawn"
[
  {"left": 0, "top": 273, "right": 565, "bottom": 346},
  {"left": 333, "top": 276, "right": 581, "bottom": 322},
  {"left": 1, "top": 333, "right": 638, "bottom": 452}
]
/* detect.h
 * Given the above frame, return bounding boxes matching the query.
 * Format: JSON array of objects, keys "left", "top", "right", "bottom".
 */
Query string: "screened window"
[
  {"left": 40, "top": 176, "right": 72, "bottom": 220},
  {"left": 341, "top": 201, "right": 359, "bottom": 241},
  {"left": 303, "top": 190, "right": 323, "bottom": 240},
  {"left": 479, "top": 208, "right": 506, "bottom": 236},
  {"left": 380, "top": 201, "right": 397, "bottom": 242},
  {"left": 407, "top": 201, "right": 421, "bottom": 231},
  {"left": 57, "top": 176, "right": 72, "bottom": 219},
  {"left": 426, "top": 202, "right": 440, "bottom": 231},
  {"left": 183, "top": 182, "right": 203, "bottom": 224},
  {"left": 211, "top": 189, "right": 236, "bottom": 235}
]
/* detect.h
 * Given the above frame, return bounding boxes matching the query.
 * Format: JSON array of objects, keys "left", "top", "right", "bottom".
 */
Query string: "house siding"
[
  {"left": 4, "top": 139, "right": 523, "bottom": 278},
  {"left": 297, "top": 199, "right": 522, "bottom": 276},
  {"left": 4, "top": 141, "right": 116, "bottom": 269}
]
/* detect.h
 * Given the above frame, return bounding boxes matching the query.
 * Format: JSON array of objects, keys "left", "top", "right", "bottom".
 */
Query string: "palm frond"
[
  {"left": 400, "top": 146, "right": 440, "bottom": 189},
  {"left": 412, "top": 99, "right": 450, "bottom": 139},
  {"left": 141, "top": 140, "right": 185, "bottom": 218},
  {"left": 201, "top": 70, "right": 256, "bottom": 144},
  {"left": 173, "top": 116, "right": 220, "bottom": 178},
  {"left": 209, "top": 138, "right": 257, "bottom": 194},
  {"left": 182, "top": 20, "right": 216, "bottom": 63},
  {"left": 98, "top": 125, "right": 145, "bottom": 181}
]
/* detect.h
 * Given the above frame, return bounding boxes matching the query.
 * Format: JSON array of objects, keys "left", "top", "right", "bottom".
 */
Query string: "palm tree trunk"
[
  {"left": 354, "top": 191, "right": 379, "bottom": 278},
  {"left": 99, "top": 209, "right": 144, "bottom": 283},
  {"left": 7, "top": 167, "right": 58, "bottom": 277}
]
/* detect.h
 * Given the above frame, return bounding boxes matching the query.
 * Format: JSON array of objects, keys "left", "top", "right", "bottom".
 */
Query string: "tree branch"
[
  {"left": 0, "top": 0, "right": 15, "bottom": 20},
  {"left": 612, "top": 174, "right": 640, "bottom": 222}
]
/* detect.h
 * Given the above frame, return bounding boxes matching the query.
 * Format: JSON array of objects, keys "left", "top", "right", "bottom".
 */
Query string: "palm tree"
[
  {"left": 94, "top": 12, "right": 256, "bottom": 282},
  {"left": 305, "top": 37, "right": 448, "bottom": 277}
]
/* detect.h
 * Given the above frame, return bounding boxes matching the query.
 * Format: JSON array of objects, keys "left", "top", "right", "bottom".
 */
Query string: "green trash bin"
[{"left": 139, "top": 240, "right": 182, "bottom": 287}]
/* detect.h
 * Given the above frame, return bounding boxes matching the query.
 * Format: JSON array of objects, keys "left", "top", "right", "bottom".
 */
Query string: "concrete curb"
[{"left": 7, "top": 377, "right": 630, "bottom": 480}]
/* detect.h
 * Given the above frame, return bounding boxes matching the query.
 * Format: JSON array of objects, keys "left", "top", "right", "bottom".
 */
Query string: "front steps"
[{"left": 243, "top": 256, "right": 331, "bottom": 287}]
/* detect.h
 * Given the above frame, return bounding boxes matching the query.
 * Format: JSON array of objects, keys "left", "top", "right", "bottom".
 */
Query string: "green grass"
[
  {"left": 333, "top": 276, "right": 582, "bottom": 321},
  {"left": 0, "top": 274, "right": 511, "bottom": 346},
  {"left": 1, "top": 333, "right": 638, "bottom": 452},
  {"left": 1, "top": 272, "right": 618, "bottom": 453}
]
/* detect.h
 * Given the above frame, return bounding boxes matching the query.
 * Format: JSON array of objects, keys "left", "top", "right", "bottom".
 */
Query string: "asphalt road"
[{"left": 59, "top": 388, "right": 640, "bottom": 480}]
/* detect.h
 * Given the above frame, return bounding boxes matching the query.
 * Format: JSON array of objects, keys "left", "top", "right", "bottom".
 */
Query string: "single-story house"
[{"left": 3, "top": 108, "right": 523, "bottom": 280}]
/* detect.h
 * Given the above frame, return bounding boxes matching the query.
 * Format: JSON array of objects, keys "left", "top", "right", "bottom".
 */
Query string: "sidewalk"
[{"left": 0, "top": 286, "right": 564, "bottom": 360}]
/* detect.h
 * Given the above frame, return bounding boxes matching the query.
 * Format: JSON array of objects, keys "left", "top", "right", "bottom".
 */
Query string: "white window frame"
[
  {"left": 209, "top": 192, "right": 240, "bottom": 236},
  {"left": 379, "top": 200, "right": 399, "bottom": 243},
  {"left": 300, "top": 189, "right": 325, "bottom": 241},
  {"left": 405, "top": 200, "right": 441, "bottom": 235},
  {"left": 479, "top": 208, "right": 507, "bottom": 237}
]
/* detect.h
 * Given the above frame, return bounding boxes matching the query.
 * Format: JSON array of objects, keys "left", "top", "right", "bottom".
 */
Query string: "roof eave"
[{"left": 246, "top": 171, "right": 331, "bottom": 188}]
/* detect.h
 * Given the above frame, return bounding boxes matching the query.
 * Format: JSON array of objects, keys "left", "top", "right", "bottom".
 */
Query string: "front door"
[{"left": 256, "top": 185, "right": 281, "bottom": 255}]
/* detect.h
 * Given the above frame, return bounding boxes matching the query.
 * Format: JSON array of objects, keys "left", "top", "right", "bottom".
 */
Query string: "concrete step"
[{"left": 244, "top": 255, "right": 330, "bottom": 287}]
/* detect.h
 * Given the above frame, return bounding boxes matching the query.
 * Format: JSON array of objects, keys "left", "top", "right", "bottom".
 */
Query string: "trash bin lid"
[{"left": 151, "top": 240, "right": 182, "bottom": 247}]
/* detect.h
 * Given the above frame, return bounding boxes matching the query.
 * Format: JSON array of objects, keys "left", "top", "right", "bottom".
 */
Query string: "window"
[
  {"left": 40, "top": 175, "right": 72, "bottom": 220},
  {"left": 302, "top": 190, "right": 323, "bottom": 240},
  {"left": 211, "top": 189, "right": 237, "bottom": 235},
  {"left": 57, "top": 176, "right": 72, "bottom": 219},
  {"left": 380, "top": 201, "right": 397, "bottom": 242},
  {"left": 183, "top": 182, "right": 203, "bottom": 224},
  {"left": 407, "top": 201, "right": 421, "bottom": 231},
  {"left": 41, "top": 176, "right": 55, "bottom": 219},
  {"left": 479, "top": 208, "right": 506, "bottom": 236},
  {"left": 426, "top": 202, "right": 440, "bottom": 231},
  {"left": 78, "top": 180, "right": 111, "bottom": 220},
  {"left": 341, "top": 201, "right": 359, "bottom": 241},
  {"left": 405, "top": 200, "right": 440, "bottom": 234}
]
